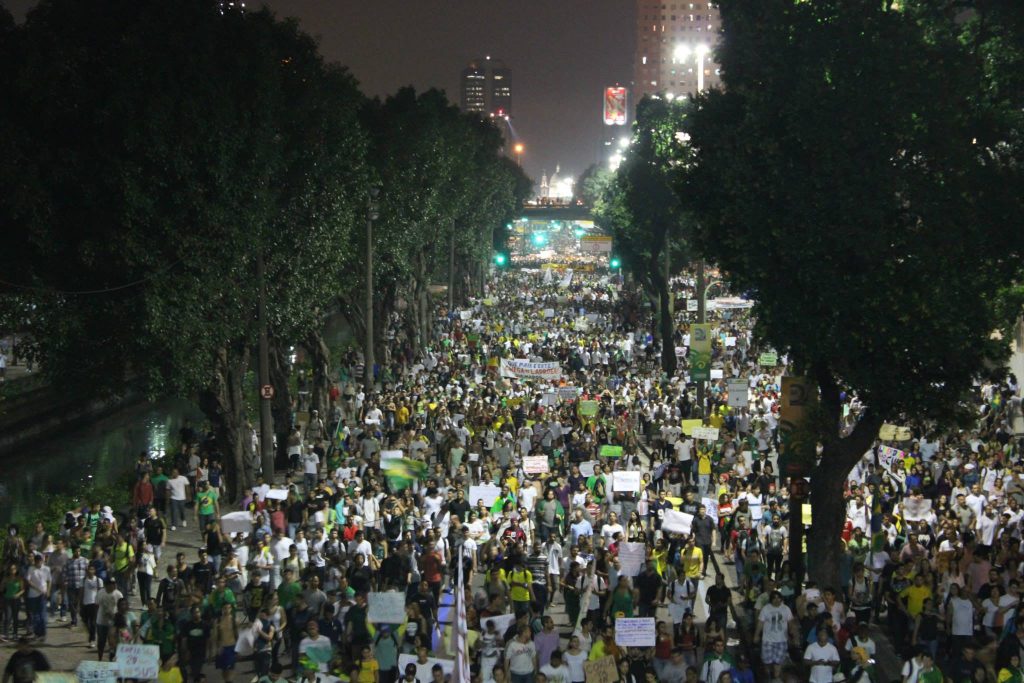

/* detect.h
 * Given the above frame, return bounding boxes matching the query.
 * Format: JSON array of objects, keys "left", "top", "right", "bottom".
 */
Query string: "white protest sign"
[
  {"left": 710, "top": 368, "right": 724, "bottom": 380},
  {"left": 612, "top": 470, "right": 641, "bottom": 492},
  {"left": 543, "top": 308, "right": 555, "bottom": 318},
  {"left": 479, "top": 612, "right": 517, "bottom": 636},
  {"left": 116, "top": 644, "right": 160, "bottom": 680},
  {"left": 469, "top": 484, "right": 502, "bottom": 507},
  {"left": 617, "top": 542, "right": 646, "bottom": 577},
  {"left": 468, "top": 453, "right": 480, "bottom": 462},
  {"left": 614, "top": 617, "right": 656, "bottom": 646},
  {"left": 579, "top": 461, "right": 596, "bottom": 477},
  {"left": 399, "top": 655, "right": 453, "bottom": 678},
  {"left": 726, "top": 379, "right": 749, "bottom": 408},
  {"left": 902, "top": 499, "right": 933, "bottom": 522},
  {"left": 523, "top": 456, "right": 550, "bottom": 475},
  {"left": 368, "top": 591, "right": 407, "bottom": 623},
  {"left": 76, "top": 661, "right": 121, "bottom": 683},
  {"left": 381, "top": 450, "right": 405, "bottom": 464},
  {"left": 661, "top": 509, "right": 694, "bottom": 535},
  {"left": 543, "top": 392, "right": 559, "bottom": 407},
  {"left": 692, "top": 427, "right": 720, "bottom": 441},
  {"left": 219, "top": 511, "right": 253, "bottom": 535},
  {"left": 701, "top": 497, "right": 719, "bottom": 525},
  {"left": 265, "top": 488, "right": 289, "bottom": 501},
  {"left": 725, "top": 336, "right": 737, "bottom": 347},
  {"left": 687, "top": 298, "right": 698, "bottom": 312},
  {"left": 558, "top": 386, "right": 579, "bottom": 401}
]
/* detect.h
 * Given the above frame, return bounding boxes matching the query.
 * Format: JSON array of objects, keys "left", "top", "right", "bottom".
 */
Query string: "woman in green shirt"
[
  {"left": 1, "top": 562, "right": 26, "bottom": 638},
  {"left": 605, "top": 579, "right": 635, "bottom": 623}
]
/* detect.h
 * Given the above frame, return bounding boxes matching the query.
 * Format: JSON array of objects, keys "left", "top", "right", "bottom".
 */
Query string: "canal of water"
[{"left": 0, "top": 398, "right": 203, "bottom": 527}]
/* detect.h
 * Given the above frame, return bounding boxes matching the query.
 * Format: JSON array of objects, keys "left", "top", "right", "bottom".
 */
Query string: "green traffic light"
[
  {"left": 532, "top": 233, "right": 547, "bottom": 246},
  {"left": 494, "top": 253, "right": 507, "bottom": 266},
  {"left": 610, "top": 258, "right": 621, "bottom": 268}
]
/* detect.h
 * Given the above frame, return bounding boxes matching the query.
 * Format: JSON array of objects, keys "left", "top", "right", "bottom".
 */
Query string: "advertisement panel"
[
  {"left": 580, "top": 235, "right": 613, "bottom": 253},
  {"left": 604, "top": 87, "right": 628, "bottom": 125},
  {"left": 689, "top": 323, "right": 712, "bottom": 382}
]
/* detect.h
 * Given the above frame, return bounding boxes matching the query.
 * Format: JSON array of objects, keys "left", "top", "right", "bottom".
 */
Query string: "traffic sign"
[{"left": 260, "top": 384, "right": 274, "bottom": 400}]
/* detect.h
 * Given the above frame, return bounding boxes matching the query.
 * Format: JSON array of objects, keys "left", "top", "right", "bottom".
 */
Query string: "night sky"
[{"left": 4, "top": 0, "right": 636, "bottom": 189}]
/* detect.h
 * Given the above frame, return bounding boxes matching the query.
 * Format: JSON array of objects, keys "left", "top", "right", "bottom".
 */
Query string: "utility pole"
[
  {"left": 364, "top": 187, "right": 380, "bottom": 395},
  {"left": 256, "top": 252, "right": 274, "bottom": 480},
  {"left": 695, "top": 258, "right": 707, "bottom": 417}
]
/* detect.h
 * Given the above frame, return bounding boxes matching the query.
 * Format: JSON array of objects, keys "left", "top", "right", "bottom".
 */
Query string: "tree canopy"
[{"left": 678, "top": 0, "right": 1024, "bottom": 584}]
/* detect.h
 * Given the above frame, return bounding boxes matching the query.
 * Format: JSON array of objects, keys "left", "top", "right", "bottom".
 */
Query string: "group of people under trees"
[{"left": 1, "top": 266, "right": 1022, "bottom": 683}]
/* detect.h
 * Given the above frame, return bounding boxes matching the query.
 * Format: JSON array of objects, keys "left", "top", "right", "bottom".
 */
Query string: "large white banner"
[
  {"left": 499, "top": 358, "right": 562, "bottom": 380},
  {"left": 661, "top": 509, "right": 694, "bottom": 535}
]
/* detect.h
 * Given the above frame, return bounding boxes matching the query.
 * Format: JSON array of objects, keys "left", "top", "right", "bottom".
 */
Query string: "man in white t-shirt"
[
  {"left": 301, "top": 447, "right": 320, "bottom": 493},
  {"left": 803, "top": 627, "right": 840, "bottom": 683},
  {"left": 298, "top": 620, "right": 334, "bottom": 673},
  {"left": 755, "top": 591, "right": 793, "bottom": 680},
  {"left": 166, "top": 468, "right": 190, "bottom": 530}
]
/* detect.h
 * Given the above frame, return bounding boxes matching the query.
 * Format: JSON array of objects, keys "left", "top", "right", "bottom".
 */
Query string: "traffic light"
[
  {"left": 532, "top": 232, "right": 547, "bottom": 247},
  {"left": 494, "top": 252, "right": 508, "bottom": 267},
  {"left": 610, "top": 256, "right": 622, "bottom": 269}
]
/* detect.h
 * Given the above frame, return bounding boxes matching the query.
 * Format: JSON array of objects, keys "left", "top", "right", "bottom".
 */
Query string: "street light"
[
  {"left": 513, "top": 142, "right": 524, "bottom": 167},
  {"left": 673, "top": 44, "right": 690, "bottom": 64}
]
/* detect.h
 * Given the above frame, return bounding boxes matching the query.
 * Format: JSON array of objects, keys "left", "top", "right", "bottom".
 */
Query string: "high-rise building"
[
  {"left": 460, "top": 57, "right": 511, "bottom": 117},
  {"left": 633, "top": 2, "right": 722, "bottom": 102}
]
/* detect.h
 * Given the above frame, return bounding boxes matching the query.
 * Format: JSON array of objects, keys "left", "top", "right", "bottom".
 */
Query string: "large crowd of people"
[{"left": 1, "top": 266, "right": 1023, "bottom": 683}]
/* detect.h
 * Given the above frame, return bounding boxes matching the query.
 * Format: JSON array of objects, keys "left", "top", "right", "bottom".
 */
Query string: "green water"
[{"left": 0, "top": 398, "right": 203, "bottom": 527}]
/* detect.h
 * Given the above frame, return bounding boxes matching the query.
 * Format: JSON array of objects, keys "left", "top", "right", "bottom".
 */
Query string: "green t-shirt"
[
  {"left": 4, "top": 577, "right": 23, "bottom": 599},
  {"left": 196, "top": 488, "right": 219, "bottom": 516}
]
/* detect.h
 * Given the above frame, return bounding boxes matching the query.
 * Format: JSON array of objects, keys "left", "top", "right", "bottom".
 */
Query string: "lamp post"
[
  {"left": 364, "top": 186, "right": 380, "bottom": 395},
  {"left": 513, "top": 142, "right": 524, "bottom": 167}
]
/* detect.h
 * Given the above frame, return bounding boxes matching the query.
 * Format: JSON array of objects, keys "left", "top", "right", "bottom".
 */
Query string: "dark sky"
[{"left": 5, "top": 0, "right": 636, "bottom": 188}]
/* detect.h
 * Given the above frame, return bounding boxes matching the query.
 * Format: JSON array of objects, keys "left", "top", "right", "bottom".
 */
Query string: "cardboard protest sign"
[
  {"left": 692, "top": 427, "right": 720, "bottom": 441},
  {"left": 579, "top": 461, "right": 596, "bottom": 477},
  {"left": 681, "top": 419, "right": 703, "bottom": 436},
  {"left": 583, "top": 656, "right": 618, "bottom": 683},
  {"left": 219, "top": 511, "right": 253, "bottom": 535},
  {"left": 469, "top": 484, "right": 502, "bottom": 507},
  {"left": 599, "top": 445, "right": 623, "bottom": 458}
]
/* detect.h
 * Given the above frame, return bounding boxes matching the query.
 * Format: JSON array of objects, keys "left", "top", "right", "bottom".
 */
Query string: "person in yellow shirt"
[
  {"left": 696, "top": 449, "right": 714, "bottom": 497},
  {"left": 681, "top": 537, "right": 704, "bottom": 581},
  {"left": 899, "top": 574, "right": 932, "bottom": 618},
  {"left": 157, "top": 655, "right": 184, "bottom": 683}
]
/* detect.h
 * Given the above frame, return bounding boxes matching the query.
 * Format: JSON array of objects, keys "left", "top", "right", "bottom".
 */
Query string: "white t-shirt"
[
  {"left": 302, "top": 452, "right": 319, "bottom": 475},
  {"left": 167, "top": 475, "right": 190, "bottom": 501},
  {"left": 539, "top": 663, "right": 571, "bottom": 683},
  {"left": 758, "top": 603, "right": 792, "bottom": 643},
  {"left": 948, "top": 596, "right": 975, "bottom": 636},
  {"left": 505, "top": 640, "right": 537, "bottom": 675},
  {"left": 804, "top": 642, "right": 839, "bottom": 683}
]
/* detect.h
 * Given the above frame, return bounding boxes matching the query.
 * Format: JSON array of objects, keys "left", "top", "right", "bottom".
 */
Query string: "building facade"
[
  {"left": 460, "top": 57, "right": 511, "bottom": 117},
  {"left": 633, "top": 1, "right": 722, "bottom": 101}
]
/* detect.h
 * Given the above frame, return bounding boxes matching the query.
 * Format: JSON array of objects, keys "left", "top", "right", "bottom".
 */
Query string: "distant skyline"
[{"left": 4, "top": 0, "right": 636, "bottom": 187}]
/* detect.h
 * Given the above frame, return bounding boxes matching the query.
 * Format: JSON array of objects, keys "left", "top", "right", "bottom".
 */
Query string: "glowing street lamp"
[
  {"left": 513, "top": 142, "right": 524, "bottom": 167},
  {"left": 673, "top": 44, "right": 690, "bottom": 64}
]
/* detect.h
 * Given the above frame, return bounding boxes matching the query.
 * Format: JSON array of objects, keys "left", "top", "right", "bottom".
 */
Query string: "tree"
[
  {"left": 680, "top": 0, "right": 1024, "bottom": 585},
  {"left": 596, "top": 96, "right": 692, "bottom": 376},
  {"left": 0, "top": 0, "right": 366, "bottom": 498}
]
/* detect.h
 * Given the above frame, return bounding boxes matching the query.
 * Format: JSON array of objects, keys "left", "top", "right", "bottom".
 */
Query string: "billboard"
[
  {"left": 604, "top": 87, "right": 628, "bottom": 126},
  {"left": 579, "top": 235, "right": 613, "bottom": 254}
]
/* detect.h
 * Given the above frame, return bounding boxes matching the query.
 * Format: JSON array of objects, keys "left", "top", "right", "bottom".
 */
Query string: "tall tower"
[
  {"left": 460, "top": 57, "right": 511, "bottom": 117},
  {"left": 633, "top": 1, "right": 722, "bottom": 102},
  {"left": 460, "top": 62, "right": 488, "bottom": 113}
]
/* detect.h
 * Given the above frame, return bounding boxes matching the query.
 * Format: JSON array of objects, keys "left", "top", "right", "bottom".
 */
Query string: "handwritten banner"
[
  {"left": 523, "top": 456, "right": 550, "bottom": 475},
  {"left": 661, "top": 509, "right": 694, "bottom": 535},
  {"left": 617, "top": 542, "right": 646, "bottom": 577},
  {"left": 368, "top": 591, "right": 407, "bottom": 623},
  {"left": 499, "top": 359, "right": 562, "bottom": 380},
  {"left": 116, "top": 644, "right": 160, "bottom": 680},
  {"left": 612, "top": 471, "right": 641, "bottom": 492},
  {"left": 614, "top": 617, "right": 656, "bottom": 646},
  {"left": 692, "top": 427, "right": 720, "bottom": 441}
]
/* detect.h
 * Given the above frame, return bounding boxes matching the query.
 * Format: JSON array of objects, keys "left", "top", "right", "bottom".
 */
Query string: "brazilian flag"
[{"left": 385, "top": 458, "right": 427, "bottom": 491}]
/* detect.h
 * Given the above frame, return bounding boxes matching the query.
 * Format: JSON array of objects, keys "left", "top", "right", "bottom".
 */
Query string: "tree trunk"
[
  {"left": 304, "top": 328, "right": 331, "bottom": 421},
  {"left": 648, "top": 258, "right": 677, "bottom": 376},
  {"left": 198, "top": 344, "right": 253, "bottom": 502},
  {"left": 806, "top": 397, "right": 882, "bottom": 587},
  {"left": 268, "top": 342, "right": 293, "bottom": 468}
]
